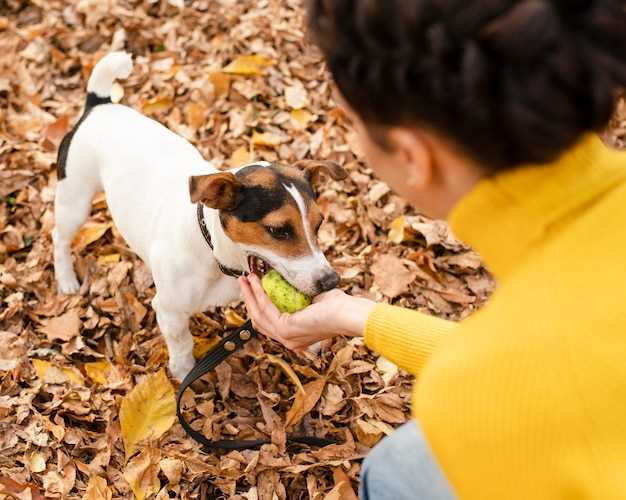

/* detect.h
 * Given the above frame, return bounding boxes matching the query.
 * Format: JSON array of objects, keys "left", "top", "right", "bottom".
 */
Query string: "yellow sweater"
[{"left": 365, "top": 135, "right": 626, "bottom": 499}]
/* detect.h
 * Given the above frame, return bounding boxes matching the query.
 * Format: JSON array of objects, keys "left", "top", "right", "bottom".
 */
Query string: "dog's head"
[{"left": 189, "top": 160, "right": 347, "bottom": 296}]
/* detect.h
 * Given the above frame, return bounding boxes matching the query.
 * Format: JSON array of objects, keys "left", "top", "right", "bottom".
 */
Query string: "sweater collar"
[{"left": 448, "top": 134, "right": 626, "bottom": 280}]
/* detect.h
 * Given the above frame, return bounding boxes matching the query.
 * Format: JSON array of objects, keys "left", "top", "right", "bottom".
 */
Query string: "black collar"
[{"left": 196, "top": 203, "right": 245, "bottom": 278}]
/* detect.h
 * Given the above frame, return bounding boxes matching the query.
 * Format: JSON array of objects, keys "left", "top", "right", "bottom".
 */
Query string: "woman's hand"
[{"left": 238, "top": 274, "right": 376, "bottom": 350}]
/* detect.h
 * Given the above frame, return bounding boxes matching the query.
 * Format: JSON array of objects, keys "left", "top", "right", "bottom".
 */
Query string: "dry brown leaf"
[
  {"left": 0, "top": 477, "right": 44, "bottom": 500},
  {"left": 264, "top": 354, "right": 305, "bottom": 395},
  {"left": 120, "top": 369, "right": 176, "bottom": 459},
  {"left": 123, "top": 447, "right": 161, "bottom": 500},
  {"left": 83, "top": 475, "right": 112, "bottom": 500},
  {"left": 42, "top": 115, "right": 69, "bottom": 149},
  {"left": 159, "top": 458, "right": 183, "bottom": 486},
  {"left": 72, "top": 222, "right": 112, "bottom": 251},
  {"left": 354, "top": 419, "right": 384, "bottom": 447},
  {"left": 321, "top": 384, "right": 345, "bottom": 416},
  {"left": 371, "top": 254, "right": 418, "bottom": 298},
  {"left": 39, "top": 308, "right": 80, "bottom": 342},
  {"left": 285, "top": 377, "right": 326, "bottom": 428},
  {"left": 27, "top": 451, "right": 47, "bottom": 473}
]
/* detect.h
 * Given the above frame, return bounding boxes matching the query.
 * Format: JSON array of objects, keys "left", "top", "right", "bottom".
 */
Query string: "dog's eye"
[{"left": 265, "top": 224, "right": 294, "bottom": 241}]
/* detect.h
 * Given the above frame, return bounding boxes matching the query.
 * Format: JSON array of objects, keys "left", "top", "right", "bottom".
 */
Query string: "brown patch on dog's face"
[{"left": 219, "top": 163, "right": 319, "bottom": 258}]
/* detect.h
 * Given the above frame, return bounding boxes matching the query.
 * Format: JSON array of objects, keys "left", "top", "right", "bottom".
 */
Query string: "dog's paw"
[
  {"left": 57, "top": 275, "right": 80, "bottom": 295},
  {"left": 169, "top": 356, "right": 196, "bottom": 381}
]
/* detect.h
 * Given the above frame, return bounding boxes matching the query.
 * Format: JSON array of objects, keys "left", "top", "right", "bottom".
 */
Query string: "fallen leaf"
[
  {"left": 251, "top": 130, "right": 283, "bottom": 148},
  {"left": 290, "top": 109, "right": 313, "bottom": 129},
  {"left": 388, "top": 216, "right": 406, "bottom": 244},
  {"left": 43, "top": 115, "right": 69, "bottom": 149},
  {"left": 323, "top": 468, "right": 358, "bottom": 500},
  {"left": 141, "top": 95, "right": 173, "bottom": 114},
  {"left": 222, "top": 54, "right": 273, "bottom": 76},
  {"left": 354, "top": 419, "right": 384, "bottom": 448},
  {"left": 84, "top": 360, "right": 113, "bottom": 385},
  {"left": 264, "top": 354, "right": 305, "bottom": 394},
  {"left": 228, "top": 146, "right": 253, "bottom": 167},
  {"left": 192, "top": 335, "right": 220, "bottom": 358},
  {"left": 159, "top": 458, "right": 183, "bottom": 486},
  {"left": 32, "top": 359, "right": 85, "bottom": 385},
  {"left": 371, "top": 254, "right": 418, "bottom": 298},
  {"left": 375, "top": 356, "right": 399, "bottom": 385},
  {"left": 0, "top": 477, "right": 44, "bottom": 500},
  {"left": 123, "top": 447, "right": 160, "bottom": 500},
  {"left": 285, "top": 377, "right": 326, "bottom": 428},
  {"left": 321, "top": 384, "right": 345, "bottom": 416},
  {"left": 97, "top": 253, "right": 121, "bottom": 265},
  {"left": 83, "top": 475, "right": 112, "bottom": 500},
  {"left": 208, "top": 71, "right": 231, "bottom": 96},
  {"left": 284, "top": 82, "right": 309, "bottom": 109},
  {"left": 224, "top": 308, "right": 246, "bottom": 327},
  {"left": 39, "top": 309, "right": 81, "bottom": 342},
  {"left": 72, "top": 222, "right": 112, "bottom": 251},
  {"left": 120, "top": 369, "right": 176, "bottom": 459},
  {"left": 183, "top": 101, "right": 207, "bottom": 130},
  {"left": 27, "top": 451, "right": 47, "bottom": 473}
]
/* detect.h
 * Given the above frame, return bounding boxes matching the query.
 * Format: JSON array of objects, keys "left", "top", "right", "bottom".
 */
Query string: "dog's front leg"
[{"left": 152, "top": 295, "right": 195, "bottom": 380}]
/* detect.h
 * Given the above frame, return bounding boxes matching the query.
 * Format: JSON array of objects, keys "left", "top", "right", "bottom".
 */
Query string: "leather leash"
[{"left": 176, "top": 207, "right": 334, "bottom": 450}]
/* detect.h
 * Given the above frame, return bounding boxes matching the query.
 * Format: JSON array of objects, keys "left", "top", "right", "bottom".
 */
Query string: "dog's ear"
[
  {"left": 294, "top": 160, "right": 348, "bottom": 186},
  {"left": 189, "top": 172, "right": 242, "bottom": 210}
]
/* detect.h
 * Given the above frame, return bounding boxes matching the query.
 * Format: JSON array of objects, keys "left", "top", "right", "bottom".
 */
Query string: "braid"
[{"left": 308, "top": 0, "right": 626, "bottom": 170}]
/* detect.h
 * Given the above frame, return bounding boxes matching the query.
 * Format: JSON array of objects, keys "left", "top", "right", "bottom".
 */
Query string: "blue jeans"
[{"left": 359, "top": 421, "right": 456, "bottom": 500}]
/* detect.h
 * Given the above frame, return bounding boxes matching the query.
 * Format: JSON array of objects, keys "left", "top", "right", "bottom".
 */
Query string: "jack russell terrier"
[{"left": 53, "top": 52, "right": 346, "bottom": 379}]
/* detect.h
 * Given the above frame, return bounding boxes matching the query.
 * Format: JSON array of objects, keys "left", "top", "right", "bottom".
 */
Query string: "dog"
[{"left": 53, "top": 52, "right": 346, "bottom": 379}]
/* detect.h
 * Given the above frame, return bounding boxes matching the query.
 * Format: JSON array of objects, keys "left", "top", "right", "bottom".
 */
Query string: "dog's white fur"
[{"left": 53, "top": 52, "right": 332, "bottom": 378}]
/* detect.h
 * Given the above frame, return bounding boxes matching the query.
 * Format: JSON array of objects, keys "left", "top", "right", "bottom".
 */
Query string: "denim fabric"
[{"left": 359, "top": 421, "right": 456, "bottom": 500}]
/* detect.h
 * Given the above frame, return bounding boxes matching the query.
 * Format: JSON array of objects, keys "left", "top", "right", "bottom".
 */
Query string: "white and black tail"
[{"left": 57, "top": 51, "right": 133, "bottom": 180}]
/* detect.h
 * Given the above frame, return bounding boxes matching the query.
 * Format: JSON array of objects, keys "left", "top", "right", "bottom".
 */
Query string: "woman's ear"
[
  {"left": 294, "top": 160, "right": 348, "bottom": 186},
  {"left": 387, "top": 128, "right": 434, "bottom": 189},
  {"left": 189, "top": 172, "right": 242, "bottom": 210}
]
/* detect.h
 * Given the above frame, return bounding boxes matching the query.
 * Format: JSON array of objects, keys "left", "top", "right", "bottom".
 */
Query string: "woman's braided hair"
[{"left": 308, "top": 0, "right": 626, "bottom": 169}]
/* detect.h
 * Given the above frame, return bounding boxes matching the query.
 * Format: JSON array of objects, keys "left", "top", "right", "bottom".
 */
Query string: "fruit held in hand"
[{"left": 261, "top": 270, "right": 311, "bottom": 313}]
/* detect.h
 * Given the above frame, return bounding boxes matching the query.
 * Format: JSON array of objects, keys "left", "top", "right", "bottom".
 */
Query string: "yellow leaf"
[
  {"left": 141, "top": 95, "right": 173, "bottom": 114},
  {"left": 28, "top": 451, "right": 46, "bottom": 473},
  {"left": 224, "top": 308, "right": 246, "bottom": 327},
  {"left": 228, "top": 147, "right": 253, "bottom": 168},
  {"left": 85, "top": 360, "right": 112, "bottom": 385},
  {"left": 290, "top": 109, "right": 313, "bottom": 130},
  {"left": 192, "top": 335, "right": 220, "bottom": 358},
  {"left": 97, "top": 253, "right": 121, "bottom": 265},
  {"left": 251, "top": 131, "right": 283, "bottom": 148},
  {"left": 285, "top": 377, "right": 326, "bottom": 428},
  {"left": 123, "top": 447, "right": 160, "bottom": 500},
  {"left": 32, "top": 359, "right": 85, "bottom": 385},
  {"left": 183, "top": 101, "right": 207, "bottom": 130},
  {"left": 387, "top": 216, "right": 406, "bottom": 244},
  {"left": 72, "top": 222, "right": 111, "bottom": 250},
  {"left": 222, "top": 54, "right": 273, "bottom": 76},
  {"left": 120, "top": 369, "right": 176, "bottom": 460},
  {"left": 208, "top": 71, "right": 231, "bottom": 97},
  {"left": 264, "top": 354, "right": 305, "bottom": 395},
  {"left": 354, "top": 418, "right": 384, "bottom": 448},
  {"left": 83, "top": 475, "right": 112, "bottom": 500}
]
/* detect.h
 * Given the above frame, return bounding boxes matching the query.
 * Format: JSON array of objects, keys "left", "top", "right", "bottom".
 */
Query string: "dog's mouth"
[{"left": 248, "top": 255, "right": 272, "bottom": 278}]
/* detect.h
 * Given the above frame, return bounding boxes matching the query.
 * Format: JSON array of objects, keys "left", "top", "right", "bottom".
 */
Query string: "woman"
[{"left": 240, "top": 1, "right": 626, "bottom": 499}]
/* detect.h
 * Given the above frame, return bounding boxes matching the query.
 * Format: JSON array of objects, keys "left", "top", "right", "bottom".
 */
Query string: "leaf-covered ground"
[{"left": 1, "top": 1, "right": 624, "bottom": 499}]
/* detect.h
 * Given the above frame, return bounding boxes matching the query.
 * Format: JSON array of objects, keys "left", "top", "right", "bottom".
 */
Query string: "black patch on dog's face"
[{"left": 220, "top": 164, "right": 315, "bottom": 224}]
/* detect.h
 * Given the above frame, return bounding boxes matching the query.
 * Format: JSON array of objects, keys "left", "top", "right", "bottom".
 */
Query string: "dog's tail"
[{"left": 86, "top": 51, "right": 133, "bottom": 102}]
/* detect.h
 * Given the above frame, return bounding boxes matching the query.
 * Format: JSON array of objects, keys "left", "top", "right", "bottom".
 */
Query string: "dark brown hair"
[{"left": 308, "top": 0, "right": 626, "bottom": 169}]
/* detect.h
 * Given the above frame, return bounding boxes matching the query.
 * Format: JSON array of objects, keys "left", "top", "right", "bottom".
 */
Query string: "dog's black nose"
[{"left": 316, "top": 271, "right": 340, "bottom": 293}]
